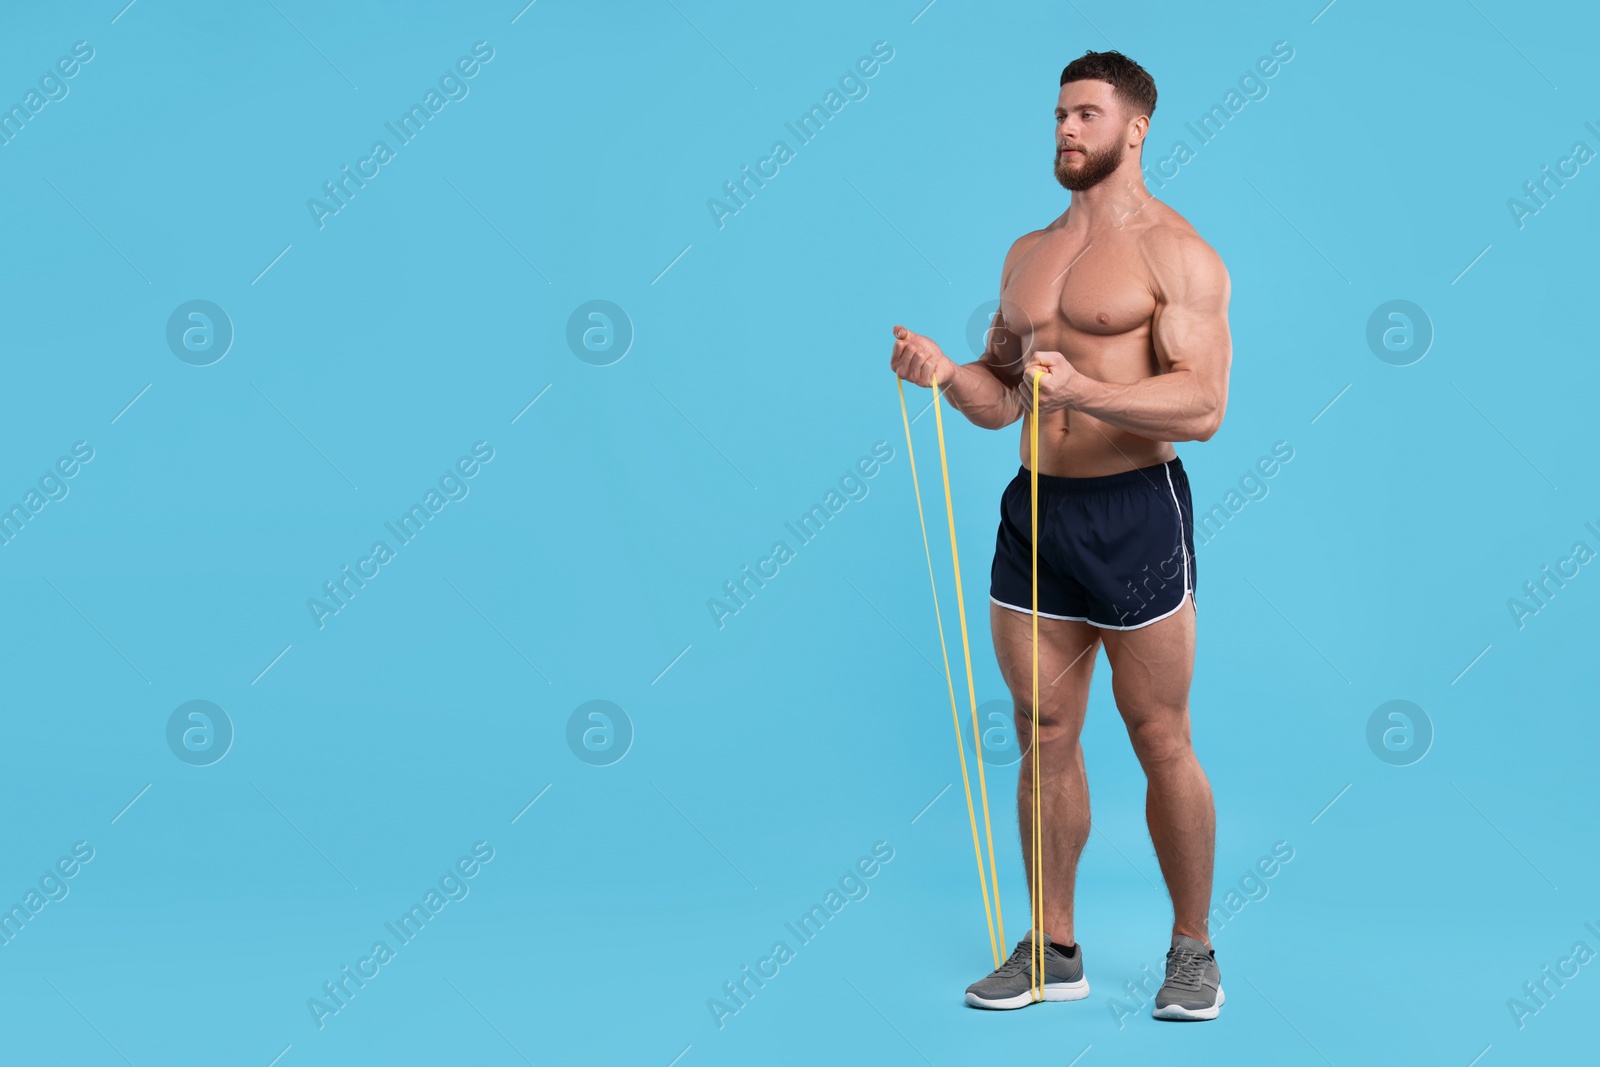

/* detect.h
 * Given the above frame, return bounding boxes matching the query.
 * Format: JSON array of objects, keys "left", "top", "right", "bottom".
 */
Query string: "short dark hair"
[{"left": 1059, "top": 50, "right": 1157, "bottom": 120}]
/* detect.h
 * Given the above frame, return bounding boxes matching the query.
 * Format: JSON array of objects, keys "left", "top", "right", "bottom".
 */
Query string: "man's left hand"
[{"left": 1018, "top": 351, "right": 1084, "bottom": 415}]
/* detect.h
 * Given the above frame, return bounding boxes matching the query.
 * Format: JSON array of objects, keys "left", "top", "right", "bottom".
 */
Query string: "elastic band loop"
[{"left": 897, "top": 375, "right": 1004, "bottom": 968}]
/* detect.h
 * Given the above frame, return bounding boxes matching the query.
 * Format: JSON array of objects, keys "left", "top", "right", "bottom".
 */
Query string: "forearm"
[
  {"left": 939, "top": 360, "right": 1024, "bottom": 430},
  {"left": 1069, "top": 370, "right": 1222, "bottom": 442}
]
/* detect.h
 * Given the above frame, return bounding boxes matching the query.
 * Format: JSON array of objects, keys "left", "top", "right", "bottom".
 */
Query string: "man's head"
[{"left": 1054, "top": 50, "right": 1157, "bottom": 191}]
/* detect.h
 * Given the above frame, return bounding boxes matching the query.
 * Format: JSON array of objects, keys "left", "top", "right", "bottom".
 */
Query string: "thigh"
[
  {"left": 990, "top": 600, "right": 1101, "bottom": 743},
  {"left": 1099, "top": 598, "right": 1196, "bottom": 740}
]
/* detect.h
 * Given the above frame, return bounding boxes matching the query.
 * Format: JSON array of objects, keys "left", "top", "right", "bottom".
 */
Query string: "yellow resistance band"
[
  {"left": 897, "top": 374, "right": 1005, "bottom": 969},
  {"left": 1030, "top": 367, "right": 1044, "bottom": 1003}
]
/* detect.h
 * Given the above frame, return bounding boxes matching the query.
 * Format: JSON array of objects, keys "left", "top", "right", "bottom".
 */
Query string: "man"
[{"left": 889, "top": 50, "right": 1232, "bottom": 1021}]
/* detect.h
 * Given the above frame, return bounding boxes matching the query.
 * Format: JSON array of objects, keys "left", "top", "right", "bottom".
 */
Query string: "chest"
[{"left": 1001, "top": 231, "right": 1155, "bottom": 341}]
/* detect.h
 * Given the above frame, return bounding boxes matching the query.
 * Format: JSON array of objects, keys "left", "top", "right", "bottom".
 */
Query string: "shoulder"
[
  {"left": 999, "top": 227, "right": 1051, "bottom": 281},
  {"left": 1138, "top": 212, "right": 1228, "bottom": 304}
]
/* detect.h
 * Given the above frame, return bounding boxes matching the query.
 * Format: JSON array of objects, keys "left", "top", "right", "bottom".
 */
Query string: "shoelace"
[
  {"left": 995, "top": 939, "right": 1040, "bottom": 977},
  {"left": 1164, "top": 946, "right": 1210, "bottom": 990}
]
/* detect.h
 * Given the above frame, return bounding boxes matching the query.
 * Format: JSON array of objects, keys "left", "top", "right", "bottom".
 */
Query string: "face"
[{"left": 1054, "top": 80, "right": 1130, "bottom": 191}]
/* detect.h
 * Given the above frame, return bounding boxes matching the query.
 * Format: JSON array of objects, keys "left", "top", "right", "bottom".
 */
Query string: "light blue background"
[{"left": 0, "top": 1, "right": 1595, "bottom": 1064}]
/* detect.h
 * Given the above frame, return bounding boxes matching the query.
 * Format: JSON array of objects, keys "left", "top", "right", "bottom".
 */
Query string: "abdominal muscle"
[{"left": 1017, "top": 328, "right": 1175, "bottom": 478}]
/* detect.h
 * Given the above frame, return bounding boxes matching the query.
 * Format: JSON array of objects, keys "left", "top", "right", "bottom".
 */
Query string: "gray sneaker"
[
  {"left": 1152, "top": 934, "right": 1224, "bottom": 1020},
  {"left": 964, "top": 933, "right": 1089, "bottom": 1009}
]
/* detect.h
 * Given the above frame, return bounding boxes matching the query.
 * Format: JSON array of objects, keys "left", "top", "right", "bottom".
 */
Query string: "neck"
[{"left": 1065, "top": 162, "right": 1153, "bottom": 226}]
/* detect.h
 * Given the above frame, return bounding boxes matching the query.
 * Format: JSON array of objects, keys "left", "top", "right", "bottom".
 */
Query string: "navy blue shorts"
[{"left": 989, "top": 457, "right": 1196, "bottom": 630}]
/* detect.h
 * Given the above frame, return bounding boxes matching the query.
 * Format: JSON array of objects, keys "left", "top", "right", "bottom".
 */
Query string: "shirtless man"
[{"left": 889, "top": 50, "right": 1232, "bottom": 1021}]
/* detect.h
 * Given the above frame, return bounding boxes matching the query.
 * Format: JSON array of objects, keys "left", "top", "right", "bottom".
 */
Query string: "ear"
[{"left": 1128, "top": 113, "right": 1149, "bottom": 148}]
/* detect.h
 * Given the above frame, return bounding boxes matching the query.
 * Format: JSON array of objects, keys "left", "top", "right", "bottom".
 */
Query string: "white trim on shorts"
[
  {"left": 1163, "top": 463, "right": 1192, "bottom": 594},
  {"left": 989, "top": 591, "right": 1192, "bottom": 631}
]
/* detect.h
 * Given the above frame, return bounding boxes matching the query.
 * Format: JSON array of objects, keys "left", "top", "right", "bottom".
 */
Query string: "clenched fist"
[
  {"left": 1017, "top": 350, "right": 1083, "bottom": 414},
  {"left": 890, "top": 325, "right": 958, "bottom": 389}
]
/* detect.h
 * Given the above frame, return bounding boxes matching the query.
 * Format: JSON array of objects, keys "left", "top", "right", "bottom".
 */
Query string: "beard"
[{"left": 1053, "top": 139, "right": 1125, "bottom": 191}]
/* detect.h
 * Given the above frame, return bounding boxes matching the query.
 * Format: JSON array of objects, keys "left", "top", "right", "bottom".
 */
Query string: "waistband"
[{"left": 1017, "top": 456, "right": 1184, "bottom": 493}]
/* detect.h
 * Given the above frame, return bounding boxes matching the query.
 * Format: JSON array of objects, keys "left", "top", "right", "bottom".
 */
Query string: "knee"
[
  {"left": 1014, "top": 705, "right": 1079, "bottom": 754},
  {"left": 1125, "top": 714, "right": 1192, "bottom": 766}
]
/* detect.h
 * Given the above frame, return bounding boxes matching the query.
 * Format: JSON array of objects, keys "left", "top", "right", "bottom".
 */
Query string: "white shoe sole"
[
  {"left": 965, "top": 977, "right": 1090, "bottom": 1010},
  {"left": 1151, "top": 987, "right": 1225, "bottom": 1021}
]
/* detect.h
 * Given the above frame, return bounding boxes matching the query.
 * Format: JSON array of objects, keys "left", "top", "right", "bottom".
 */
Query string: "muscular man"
[{"left": 889, "top": 50, "right": 1232, "bottom": 1021}]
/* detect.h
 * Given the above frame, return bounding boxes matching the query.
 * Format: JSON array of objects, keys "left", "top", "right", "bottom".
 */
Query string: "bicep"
[
  {"left": 979, "top": 235, "right": 1041, "bottom": 389},
  {"left": 979, "top": 310, "right": 1026, "bottom": 388},
  {"left": 1150, "top": 240, "right": 1231, "bottom": 399}
]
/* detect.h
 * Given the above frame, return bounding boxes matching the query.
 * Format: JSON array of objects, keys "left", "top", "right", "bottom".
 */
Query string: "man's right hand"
[{"left": 890, "top": 325, "right": 958, "bottom": 388}]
